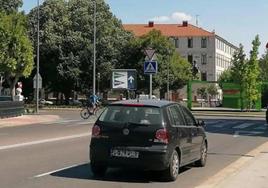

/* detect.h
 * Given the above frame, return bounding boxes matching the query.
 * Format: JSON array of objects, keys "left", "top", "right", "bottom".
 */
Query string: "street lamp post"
[
  {"left": 36, "top": 0, "right": 40, "bottom": 114},
  {"left": 167, "top": 61, "right": 170, "bottom": 100},
  {"left": 93, "top": 0, "right": 96, "bottom": 96},
  {"left": 97, "top": 72, "right": 100, "bottom": 96}
]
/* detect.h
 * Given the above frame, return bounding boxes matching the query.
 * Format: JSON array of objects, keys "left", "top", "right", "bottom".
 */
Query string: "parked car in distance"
[
  {"left": 89, "top": 100, "right": 207, "bottom": 181},
  {"left": 138, "top": 94, "right": 158, "bottom": 100},
  {"left": 39, "top": 99, "right": 53, "bottom": 105},
  {"left": 69, "top": 99, "right": 82, "bottom": 106}
]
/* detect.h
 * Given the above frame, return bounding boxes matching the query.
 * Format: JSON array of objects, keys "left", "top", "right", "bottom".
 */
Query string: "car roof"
[{"left": 110, "top": 99, "right": 175, "bottom": 108}]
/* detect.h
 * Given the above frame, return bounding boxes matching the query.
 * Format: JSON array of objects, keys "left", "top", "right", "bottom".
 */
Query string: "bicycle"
[{"left": 80, "top": 101, "right": 100, "bottom": 119}]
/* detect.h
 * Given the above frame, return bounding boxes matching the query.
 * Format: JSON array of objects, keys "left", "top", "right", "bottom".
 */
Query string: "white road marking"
[
  {"left": 233, "top": 123, "right": 254, "bottom": 129},
  {"left": 233, "top": 131, "right": 263, "bottom": 137},
  {"left": 210, "top": 121, "right": 239, "bottom": 128},
  {"left": 254, "top": 126, "right": 267, "bottom": 130},
  {"left": 34, "top": 163, "right": 84, "bottom": 178},
  {"left": 205, "top": 120, "right": 222, "bottom": 125},
  {"left": 42, "top": 119, "right": 81, "bottom": 125},
  {"left": 0, "top": 133, "right": 91, "bottom": 151}
]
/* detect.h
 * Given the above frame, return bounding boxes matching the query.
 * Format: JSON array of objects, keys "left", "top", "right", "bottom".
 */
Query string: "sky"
[{"left": 22, "top": 0, "right": 268, "bottom": 56}]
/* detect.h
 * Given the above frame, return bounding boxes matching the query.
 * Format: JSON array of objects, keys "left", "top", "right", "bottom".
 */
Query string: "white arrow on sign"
[{"left": 128, "top": 76, "right": 134, "bottom": 84}]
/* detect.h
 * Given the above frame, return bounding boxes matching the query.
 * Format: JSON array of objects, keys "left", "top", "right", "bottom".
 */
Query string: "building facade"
[{"left": 124, "top": 21, "right": 238, "bottom": 82}]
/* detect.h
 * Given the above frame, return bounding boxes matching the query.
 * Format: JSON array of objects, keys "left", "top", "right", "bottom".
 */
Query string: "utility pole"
[
  {"left": 93, "top": 0, "right": 96, "bottom": 95},
  {"left": 36, "top": 0, "right": 40, "bottom": 114}
]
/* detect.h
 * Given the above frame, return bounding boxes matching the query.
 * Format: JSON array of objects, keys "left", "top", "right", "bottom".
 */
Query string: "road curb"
[{"left": 195, "top": 141, "right": 268, "bottom": 188}]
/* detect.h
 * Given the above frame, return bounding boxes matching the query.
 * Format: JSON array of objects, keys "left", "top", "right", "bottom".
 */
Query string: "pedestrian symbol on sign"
[{"left": 144, "top": 61, "right": 157, "bottom": 74}]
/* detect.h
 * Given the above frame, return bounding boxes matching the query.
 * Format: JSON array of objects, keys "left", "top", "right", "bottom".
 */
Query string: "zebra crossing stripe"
[
  {"left": 254, "top": 126, "right": 267, "bottom": 130},
  {"left": 233, "top": 123, "right": 254, "bottom": 129}
]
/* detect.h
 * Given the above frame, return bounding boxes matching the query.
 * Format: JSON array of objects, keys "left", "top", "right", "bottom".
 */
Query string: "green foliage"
[
  {"left": 120, "top": 29, "right": 192, "bottom": 96},
  {"left": 169, "top": 53, "right": 193, "bottom": 91},
  {"left": 0, "top": 12, "right": 34, "bottom": 99},
  {"left": 197, "top": 87, "right": 207, "bottom": 99},
  {"left": 230, "top": 44, "right": 247, "bottom": 84},
  {"left": 207, "top": 84, "right": 218, "bottom": 97},
  {"left": 259, "top": 50, "right": 268, "bottom": 81},
  {"left": 0, "top": 0, "right": 23, "bottom": 14},
  {"left": 243, "top": 35, "right": 261, "bottom": 109},
  {"left": 27, "top": 0, "right": 132, "bottom": 99},
  {"left": 218, "top": 69, "right": 233, "bottom": 88}
]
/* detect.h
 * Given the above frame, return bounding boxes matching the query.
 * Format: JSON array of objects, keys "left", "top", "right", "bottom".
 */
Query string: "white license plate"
[{"left": 110, "top": 149, "right": 139, "bottom": 158}]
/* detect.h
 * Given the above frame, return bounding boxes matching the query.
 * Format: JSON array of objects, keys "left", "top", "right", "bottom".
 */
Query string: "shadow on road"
[{"left": 51, "top": 163, "right": 192, "bottom": 183}]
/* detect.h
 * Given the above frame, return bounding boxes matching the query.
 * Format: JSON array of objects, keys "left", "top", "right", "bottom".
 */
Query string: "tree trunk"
[{"left": 7, "top": 76, "right": 19, "bottom": 101}]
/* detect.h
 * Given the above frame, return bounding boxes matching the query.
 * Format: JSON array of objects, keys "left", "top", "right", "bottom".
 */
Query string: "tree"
[
  {"left": 218, "top": 69, "right": 233, "bottom": 88},
  {"left": 230, "top": 44, "right": 247, "bottom": 84},
  {"left": 259, "top": 49, "right": 268, "bottom": 81},
  {"left": 120, "top": 29, "right": 192, "bottom": 97},
  {"left": 0, "top": 0, "right": 23, "bottom": 14},
  {"left": 207, "top": 84, "right": 219, "bottom": 107},
  {"left": 244, "top": 35, "right": 261, "bottom": 110},
  {"left": 197, "top": 87, "right": 207, "bottom": 99},
  {"left": 230, "top": 44, "right": 247, "bottom": 110},
  {"left": 259, "top": 49, "right": 268, "bottom": 107},
  {"left": 0, "top": 12, "right": 34, "bottom": 100},
  {"left": 27, "top": 0, "right": 132, "bottom": 101},
  {"left": 169, "top": 52, "right": 193, "bottom": 91}
]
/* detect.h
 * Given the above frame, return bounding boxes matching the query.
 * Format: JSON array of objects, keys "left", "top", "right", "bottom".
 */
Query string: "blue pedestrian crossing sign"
[{"left": 144, "top": 61, "right": 157, "bottom": 74}]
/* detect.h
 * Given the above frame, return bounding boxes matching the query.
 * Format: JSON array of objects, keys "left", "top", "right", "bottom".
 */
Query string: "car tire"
[
  {"left": 90, "top": 163, "right": 107, "bottom": 177},
  {"left": 162, "top": 150, "right": 180, "bottom": 181},
  {"left": 195, "top": 141, "right": 207, "bottom": 167}
]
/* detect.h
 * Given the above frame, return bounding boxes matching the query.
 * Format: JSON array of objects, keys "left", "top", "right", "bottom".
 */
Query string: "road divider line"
[
  {"left": 0, "top": 133, "right": 91, "bottom": 151},
  {"left": 34, "top": 163, "right": 85, "bottom": 178}
]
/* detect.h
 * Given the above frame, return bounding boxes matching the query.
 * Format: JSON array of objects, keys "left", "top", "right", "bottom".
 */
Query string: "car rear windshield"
[{"left": 99, "top": 105, "right": 162, "bottom": 125}]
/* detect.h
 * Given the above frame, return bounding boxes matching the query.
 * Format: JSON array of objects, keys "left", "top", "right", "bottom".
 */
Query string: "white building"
[
  {"left": 124, "top": 21, "right": 238, "bottom": 100},
  {"left": 124, "top": 21, "right": 237, "bottom": 81}
]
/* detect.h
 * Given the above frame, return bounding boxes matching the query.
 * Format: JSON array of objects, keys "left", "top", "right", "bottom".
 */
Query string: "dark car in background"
[{"left": 89, "top": 100, "right": 207, "bottom": 181}]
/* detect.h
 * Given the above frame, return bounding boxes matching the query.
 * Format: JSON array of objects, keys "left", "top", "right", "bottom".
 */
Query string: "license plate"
[{"left": 110, "top": 149, "right": 139, "bottom": 158}]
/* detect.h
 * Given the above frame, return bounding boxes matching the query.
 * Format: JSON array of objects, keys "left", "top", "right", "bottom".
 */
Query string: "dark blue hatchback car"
[{"left": 90, "top": 100, "right": 207, "bottom": 181}]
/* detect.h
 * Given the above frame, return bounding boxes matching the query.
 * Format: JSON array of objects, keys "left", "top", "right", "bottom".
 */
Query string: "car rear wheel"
[
  {"left": 162, "top": 150, "right": 180, "bottom": 181},
  {"left": 90, "top": 163, "right": 107, "bottom": 177},
  {"left": 195, "top": 141, "right": 207, "bottom": 167}
]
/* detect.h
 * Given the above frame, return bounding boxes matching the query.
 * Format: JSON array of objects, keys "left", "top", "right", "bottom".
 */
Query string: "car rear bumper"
[{"left": 90, "top": 145, "right": 170, "bottom": 171}]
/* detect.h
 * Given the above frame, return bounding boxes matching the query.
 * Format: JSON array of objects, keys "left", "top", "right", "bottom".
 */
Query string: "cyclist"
[{"left": 88, "top": 94, "right": 100, "bottom": 114}]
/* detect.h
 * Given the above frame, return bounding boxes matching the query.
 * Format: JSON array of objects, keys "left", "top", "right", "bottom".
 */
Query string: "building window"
[
  {"left": 201, "top": 72, "right": 207, "bottom": 81},
  {"left": 201, "top": 37, "right": 207, "bottom": 48},
  {"left": 188, "top": 37, "right": 193, "bottom": 48},
  {"left": 201, "top": 54, "right": 207, "bottom": 65},
  {"left": 188, "top": 54, "right": 193, "bottom": 64},
  {"left": 175, "top": 38, "right": 179, "bottom": 48}
]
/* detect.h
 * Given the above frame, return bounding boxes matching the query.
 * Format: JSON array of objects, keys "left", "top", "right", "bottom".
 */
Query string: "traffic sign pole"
[{"left": 149, "top": 74, "right": 152, "bottom": 99}]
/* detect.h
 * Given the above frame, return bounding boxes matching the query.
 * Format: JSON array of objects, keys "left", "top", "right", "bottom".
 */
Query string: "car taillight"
[
  {"left": 92, "top": 125, "right": 101, "bottom": 137},
  {"left": 154, "top": 129, "right": 169, "bottom": 144}
]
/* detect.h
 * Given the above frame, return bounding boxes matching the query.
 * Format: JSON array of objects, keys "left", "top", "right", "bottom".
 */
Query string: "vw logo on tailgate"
[{"left": 123, "top": 128, "right": 130, "bottom": 135}]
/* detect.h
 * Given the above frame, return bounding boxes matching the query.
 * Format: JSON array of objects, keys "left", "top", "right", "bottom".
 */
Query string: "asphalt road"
[{"left": 0, "top": 111, "right": 268, "bottom": 188}]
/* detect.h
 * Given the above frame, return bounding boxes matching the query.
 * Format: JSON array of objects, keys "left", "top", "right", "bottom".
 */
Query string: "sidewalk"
[
  {"left": 0, "top": 114, "right": 61, "bottom": 128},
  {"left": 192, "top": 109, "right": 266, "bottom": 118},
  {"left": 197, "top": 141, "right": 268, "bottom": 188}
]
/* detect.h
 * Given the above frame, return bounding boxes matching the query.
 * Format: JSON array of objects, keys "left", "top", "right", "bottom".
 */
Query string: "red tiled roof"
[{"left": 123, "top": 23, "right": 215, "bottom": 37}]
